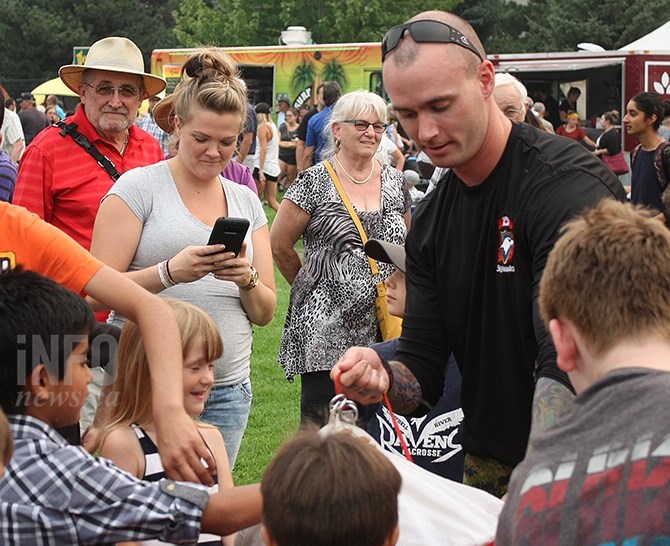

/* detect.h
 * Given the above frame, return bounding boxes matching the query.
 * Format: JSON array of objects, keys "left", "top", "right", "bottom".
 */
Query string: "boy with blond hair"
[{"left": 496, "top": 199, "right": 670, "bottom": 544}]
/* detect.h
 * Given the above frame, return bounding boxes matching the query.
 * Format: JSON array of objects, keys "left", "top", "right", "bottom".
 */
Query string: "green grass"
[{"left": 232, "top": 199, "right": 302, "bottom": 485}]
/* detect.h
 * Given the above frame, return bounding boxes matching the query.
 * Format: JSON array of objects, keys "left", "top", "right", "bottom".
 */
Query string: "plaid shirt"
[
  {"left": 136, "top": 114, "right": 170, "bottom": 159},
  {"left": 0, "top": 415, "right": 208, "bottom": 545}
]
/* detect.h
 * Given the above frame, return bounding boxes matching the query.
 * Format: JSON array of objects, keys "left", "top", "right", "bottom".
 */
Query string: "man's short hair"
[
  {"left": 540, "top": 200, "right": 670, "bottom": 355},
  {"left": 0, "top": 267, "right": 94, "bottom": 415},
  {"left": 262, "top": 431, "right": 401, "bottom": 546},
  {"left": 386, "top": 11, "right": 485, "bottom": 75},
  {"left": 321, "top": 81, "right": 342, "bottom": 107},
  {"left": 532, "top": 101, "right": 546, "bottom": 115}
]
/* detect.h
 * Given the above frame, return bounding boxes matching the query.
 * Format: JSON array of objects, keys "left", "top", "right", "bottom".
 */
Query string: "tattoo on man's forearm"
[
  {"left": 387, "top": 360, "right": 422, "bottom": 414},
  {"left": 531, "top": 377, "right": 575, "bottom": 433}
]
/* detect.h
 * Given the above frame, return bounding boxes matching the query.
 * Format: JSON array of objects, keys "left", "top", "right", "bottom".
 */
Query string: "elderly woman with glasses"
[{"left": 270, "top": 89, "right": 411, "bottom": 426}]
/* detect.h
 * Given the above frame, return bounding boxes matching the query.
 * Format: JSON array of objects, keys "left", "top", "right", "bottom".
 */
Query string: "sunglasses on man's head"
[{"left": 382, "top": 20, "right": 484, "bottom": 62}]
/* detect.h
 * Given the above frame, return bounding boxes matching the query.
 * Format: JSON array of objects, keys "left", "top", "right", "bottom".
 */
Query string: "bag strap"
[
  {"left": 56, "top": 121, "right": 121, "bottom": 181},
  {"left": 323, "top": 159, "right": 380, "bottom": 276}
]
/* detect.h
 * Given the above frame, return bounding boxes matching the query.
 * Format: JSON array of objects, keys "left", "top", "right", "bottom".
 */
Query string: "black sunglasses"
[{"left": 382, "top": 20, "right": 484, "bottom": 62}]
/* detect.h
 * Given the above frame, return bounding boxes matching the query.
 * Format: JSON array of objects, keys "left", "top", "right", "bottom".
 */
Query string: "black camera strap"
[{"left": 56, "top": 121, "right": 121, "bottom": 181}]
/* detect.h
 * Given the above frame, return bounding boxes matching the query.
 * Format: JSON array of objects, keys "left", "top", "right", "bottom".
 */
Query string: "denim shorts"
[{"left": 199, "top": 379, "right": 252, "bottom": 469}]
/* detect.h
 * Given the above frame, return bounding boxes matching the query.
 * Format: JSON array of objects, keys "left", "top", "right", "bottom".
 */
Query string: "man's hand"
[
  {"left": 330, "top": 347, "right": 391, "bottom": 405},
  {"left": 155, "top": 409, "right": 217, "bottom": 486}
]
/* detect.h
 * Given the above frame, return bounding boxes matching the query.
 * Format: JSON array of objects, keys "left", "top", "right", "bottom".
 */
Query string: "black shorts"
[{"left": 253, "top": 168, "right": 279, "bottom": 182}]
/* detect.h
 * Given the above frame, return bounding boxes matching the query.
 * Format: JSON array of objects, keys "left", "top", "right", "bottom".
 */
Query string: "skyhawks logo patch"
[{"left": 497, "top": 215, "right": 516, "bottom": 273}]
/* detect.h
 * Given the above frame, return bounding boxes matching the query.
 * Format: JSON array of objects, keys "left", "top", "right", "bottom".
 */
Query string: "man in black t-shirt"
[
  {"left": 332, "top": 10, "right": 626, "bottom": 497},
  {"left": 295, "top": 84, "right": 322, "bottom": 172},
  {"left": 17, "top": 93, "right": 48, "bottom": 147}
]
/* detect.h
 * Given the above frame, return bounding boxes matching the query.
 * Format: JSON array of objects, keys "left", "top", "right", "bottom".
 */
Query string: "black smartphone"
[{"left": 207, "top": 217, "right": 250, "bottom": 256}]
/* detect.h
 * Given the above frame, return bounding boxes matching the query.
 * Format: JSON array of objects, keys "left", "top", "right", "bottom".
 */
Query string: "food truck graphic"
[{"left": 151, "top": 42, "right": 383, "bottom": 110}]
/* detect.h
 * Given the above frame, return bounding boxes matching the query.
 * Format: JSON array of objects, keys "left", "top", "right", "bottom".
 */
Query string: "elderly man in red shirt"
[
  {"left": 13, "top": 36, "right": 165, "bottom": 250},
  {"left": 12, "top": 37, "right": 167, "bottom": 446}
]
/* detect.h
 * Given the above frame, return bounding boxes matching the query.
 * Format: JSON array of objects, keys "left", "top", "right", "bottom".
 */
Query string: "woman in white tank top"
[{"left": 253, "top": 102, "right": 281, "bottom": 211}]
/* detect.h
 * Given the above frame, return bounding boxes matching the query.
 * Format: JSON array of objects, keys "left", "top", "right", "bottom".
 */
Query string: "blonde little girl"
[{"left": 99, "top": 298, "right": 234, "bottom": 545}]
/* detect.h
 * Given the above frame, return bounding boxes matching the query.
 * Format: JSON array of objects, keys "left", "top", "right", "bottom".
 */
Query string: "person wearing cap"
[
  {"left": 276, "top": 94, "right": 290, "bottom": 127},
  {"left": 136, "top": 91, "right": 170, "bottom": 158},
  {"left": 13, "top": 36, "right": 165, "bottom": 251},
  {"left": 331, "top": 10, "right": 626, "bottom": 497},
  {"left": 363, "top": 239, "right": 464, "bottom": 481},
  {"left": 17, "top": 92, "right": 48, "bottom": 147}
]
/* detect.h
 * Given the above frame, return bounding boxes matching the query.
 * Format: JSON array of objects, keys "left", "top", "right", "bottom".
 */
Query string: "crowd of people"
[{"left": 1, "top": 9, "right": 670, "bottom": 546}]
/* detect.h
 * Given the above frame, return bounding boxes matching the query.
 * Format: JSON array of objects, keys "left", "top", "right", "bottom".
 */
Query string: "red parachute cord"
[{"left": 334, "top": 370, "right": 413, "bottom": 462}]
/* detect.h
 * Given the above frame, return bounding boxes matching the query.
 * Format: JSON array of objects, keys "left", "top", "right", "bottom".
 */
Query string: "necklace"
[
  {"left": 334, "top": 155, "right": 375, "bottom": 185},
  {"left": 119, "top": 131, "right": 130, "bottom": 156}
]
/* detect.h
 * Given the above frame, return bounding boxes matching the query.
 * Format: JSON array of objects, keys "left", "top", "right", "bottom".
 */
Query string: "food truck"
[{"left": 151, "top": 42, "right": 383, "bottom": 111}]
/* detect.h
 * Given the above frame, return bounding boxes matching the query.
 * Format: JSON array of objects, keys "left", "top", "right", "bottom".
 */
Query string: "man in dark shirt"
[
  {"left": 559, "top": 86, "right": 581, "bottom": 124},
  {"left": 295, "top": 84, "right": 322, "bottom": 172},
  {"left": 17, "top": 93, "right": 48, "bottom": 147},
  {"left": 332, "top": 10, "right": 625, "bottom": 497}
]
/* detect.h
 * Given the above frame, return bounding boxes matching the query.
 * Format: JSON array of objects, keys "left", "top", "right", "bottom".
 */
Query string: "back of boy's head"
[
  {"left": 261, "top": 431, "right": 401, "bottom": 546},
  {"left": 108, "top": 297, "right": 223, "bottom": 426},
  {"left": 0, "top": 267, "right": 94, "bottom": 415},
  {"left": 540, "top": 199, "right": 670, "bottom": 355}
]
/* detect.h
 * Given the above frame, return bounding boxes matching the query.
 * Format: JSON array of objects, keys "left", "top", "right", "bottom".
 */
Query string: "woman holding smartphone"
[{"left": 91, "top": 48, "right": 276, "bottom": 467}]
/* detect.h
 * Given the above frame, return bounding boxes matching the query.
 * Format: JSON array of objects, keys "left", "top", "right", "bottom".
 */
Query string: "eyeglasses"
[
  {"left": 382, "top": 20, "right": 484, "bottom": 62},
  {"left": 341, "top": 119, "right": 388, "bottom": 134},
  {"left": 503, "top": 107, "right": 522, "bottom": 119},
  {"left": 83, "top": 83, "right": 142, "bottom": 98}
]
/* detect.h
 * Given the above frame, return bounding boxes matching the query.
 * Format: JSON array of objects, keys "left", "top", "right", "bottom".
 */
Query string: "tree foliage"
[
  {"left": 172, "top": 0, "right": 461, "bottom": 47},
  {"left": 474, "top": 0, "right": 670, "bottom": 53},
  {"left": 0, "top": 0, "right": 179, "bottom": 81},
  {"left": 3, "top": 0, "right": 670, "bottom": 84}
]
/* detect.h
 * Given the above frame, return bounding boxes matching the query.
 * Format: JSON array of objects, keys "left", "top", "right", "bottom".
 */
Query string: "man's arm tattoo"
[
  {"left": 531, "top": 377, "right": 575, "bottom": 433},
  {"left": 386, "top": 360, "right": 423, "bottom": 414}
]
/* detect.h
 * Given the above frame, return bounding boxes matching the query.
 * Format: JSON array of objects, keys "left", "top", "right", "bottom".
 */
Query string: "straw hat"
[{"left": 59, "top": 37, "right": 166, "bottom": 99}]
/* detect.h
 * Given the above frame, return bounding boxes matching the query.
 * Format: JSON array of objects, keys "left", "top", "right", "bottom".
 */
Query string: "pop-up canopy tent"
[
  {"left": 620, "top": 21, "right": 670, "bottom": 52},
  {"left": 31, "top": 77, "right": 79, "bottom": 112}
]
